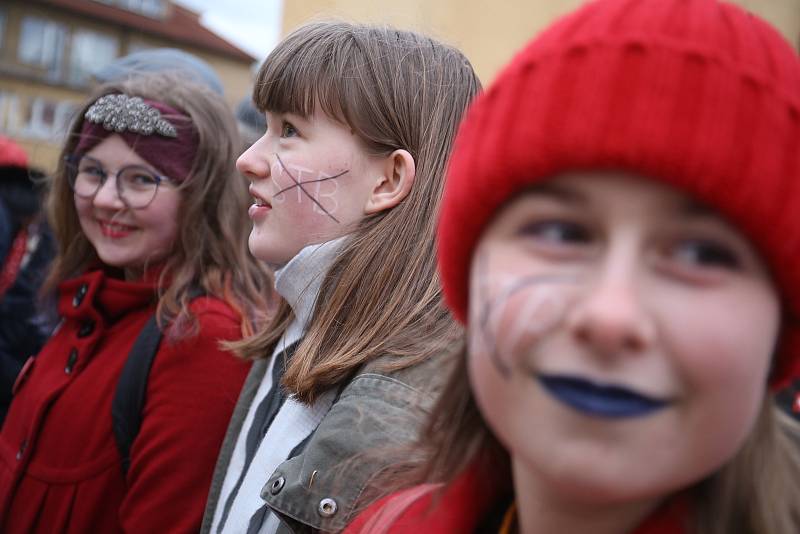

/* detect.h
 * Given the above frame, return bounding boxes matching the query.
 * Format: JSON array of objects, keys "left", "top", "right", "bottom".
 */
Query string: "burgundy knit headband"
[{"left": 74, "top": 94, "right": 198, "bottom": 182}]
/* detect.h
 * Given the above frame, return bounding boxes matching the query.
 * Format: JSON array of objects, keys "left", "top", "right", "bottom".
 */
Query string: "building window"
[
  {"left": 92, "top": 0, "right": 166, "bottom": 18},
  {"left": 18, "top": 17, "right": 67, "bottom": 80},
  {"left": 131, "top": 0, "right": 166, "bottom": 17},
  {"left": 0, "top": 91, "right": 77, "bottom": 143},
  {"left": 69, "top": 30, "right": 119, "bottom": 85},
  {"left": 0, "top": 9, "right": 7, "bottom": 50}
]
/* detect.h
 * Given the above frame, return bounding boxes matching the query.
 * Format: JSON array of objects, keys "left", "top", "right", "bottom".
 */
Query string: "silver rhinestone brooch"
[{"left": 84, "top": 94, "right": 178, "bottom": 138}]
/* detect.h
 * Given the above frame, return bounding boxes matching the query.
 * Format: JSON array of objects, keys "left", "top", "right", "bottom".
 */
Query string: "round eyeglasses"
[{"left": 64, "top": 154, "right": 173, "bottom": 209}]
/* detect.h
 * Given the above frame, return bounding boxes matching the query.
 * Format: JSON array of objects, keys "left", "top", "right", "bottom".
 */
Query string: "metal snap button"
[
  {"left": 269, "top": 475, "right": 285, "bottom": 495},
  {"left": 65, "top": 348, "right": 78, "bottom": 374},
  {"left": 318, "top": 498, "right": 338, "bottom": 518},
  {"left": 72, "top": 284, "right": 88, "bottom": 308},
  {"left": 77, "top": 320, "right": 95, "bottom": 338}
]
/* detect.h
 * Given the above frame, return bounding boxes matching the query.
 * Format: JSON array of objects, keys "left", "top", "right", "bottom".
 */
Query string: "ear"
[{"left": 364, "top": 149, "right": 416, "bottom": 214}]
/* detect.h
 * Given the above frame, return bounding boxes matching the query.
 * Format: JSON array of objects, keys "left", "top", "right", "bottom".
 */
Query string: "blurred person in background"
[{"left": 0, "top": 136, "right": 55, "bottom": 426}]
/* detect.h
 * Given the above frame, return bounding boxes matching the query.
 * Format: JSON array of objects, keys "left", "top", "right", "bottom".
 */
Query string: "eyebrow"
[
  {"left": 676, "top": 198, "right": 718, "bottom": 218},
  {"left": 523, "top": 182, "right": 588, "bottom": 205}
]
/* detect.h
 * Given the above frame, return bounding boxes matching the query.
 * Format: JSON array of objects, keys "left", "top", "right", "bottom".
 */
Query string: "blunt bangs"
[{"left": 253, "top": 22, "right": 359, "bottom": 126}]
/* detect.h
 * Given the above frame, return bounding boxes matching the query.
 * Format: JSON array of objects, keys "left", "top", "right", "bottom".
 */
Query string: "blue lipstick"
[{"left": 537, "top": 374, "right": 669, "bottom": 418}]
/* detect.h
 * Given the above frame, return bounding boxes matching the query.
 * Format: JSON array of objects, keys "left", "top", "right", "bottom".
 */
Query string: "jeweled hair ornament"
[
  {"left": 75, "top": 94, "right": 197, "bottom": 182},
  {"left": 84, "top": 94, "right": 178, "bottom": 138}
]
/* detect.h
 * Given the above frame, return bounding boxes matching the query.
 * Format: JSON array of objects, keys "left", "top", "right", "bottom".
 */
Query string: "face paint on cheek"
[
  {"left": 311, "top": 169, "right": 342, "bottom": 216},
  {"left": 273, "top": 153, "right": 347, "bottom": 223},
  {"left": 470, "top": 251, "right": 576, "bottom": 379}
]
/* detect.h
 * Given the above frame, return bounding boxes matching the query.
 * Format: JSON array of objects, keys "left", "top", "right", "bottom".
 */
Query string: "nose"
[
  {"left": 565, "top": 255, "right": 656, "bottom": 358},
  {"left": 236, "top": 135, "right": 271, "bottom": 181},
  {"left": 92, "top": 174, "right": 125, "bottom": 210}
]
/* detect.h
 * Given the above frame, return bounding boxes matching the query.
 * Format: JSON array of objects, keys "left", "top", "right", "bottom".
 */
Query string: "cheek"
[
  {"left": 660, "top": 286, "right": 779, "bottom": 442},
  {"left": 665, "top": 289, "right": 777, "bottom": 391},
  {"left": 270, "top": 159, "right": 349, "bottom": 222},
  {"left": 137, "top": 197, "right": 181, "bottom": 251},
  {"left": 74, "top": 195, "right": 92, "bottom": 219},
  {"left": 468, "top": 253, "right": 573, "bottom": 374}
]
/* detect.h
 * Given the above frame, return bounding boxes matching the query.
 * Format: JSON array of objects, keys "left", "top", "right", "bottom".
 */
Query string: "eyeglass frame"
[{"left": 64, "top": 153, "right": 176, "bottom": 209}]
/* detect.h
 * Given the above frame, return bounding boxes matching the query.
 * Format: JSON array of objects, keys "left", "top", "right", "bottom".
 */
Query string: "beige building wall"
[{"left": 283, "top": 0, "right": 800, "bottom": 85}]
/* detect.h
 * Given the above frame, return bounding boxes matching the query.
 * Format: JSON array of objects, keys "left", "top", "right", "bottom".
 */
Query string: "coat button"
[
  {"left": 72, "top": 283, "right": 88, "bottom": 307},
  {"left": 77, "top": 320, "right": 95, "bottom": 338},
  {"left": 263, "top": 475, "right": 285, "bottom": 498},
  {"left": 16, "top": 439, "right": 27, "bottom": 460},
  {"left": 318, "top": 498, "right": 338, "bottom": 518},
  {"left": 65, "top": 348, "right": 78, "bottom": 374}
]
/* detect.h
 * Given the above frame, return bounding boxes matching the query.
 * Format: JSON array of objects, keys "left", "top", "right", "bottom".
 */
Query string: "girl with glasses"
[{"left": 0, "top": 74, "right": 271, "bottom": 533}]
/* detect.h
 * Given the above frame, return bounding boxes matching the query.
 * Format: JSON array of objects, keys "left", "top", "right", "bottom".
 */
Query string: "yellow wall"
[{"left": 283, "top": 0, "right": 800, "bottom": 85}]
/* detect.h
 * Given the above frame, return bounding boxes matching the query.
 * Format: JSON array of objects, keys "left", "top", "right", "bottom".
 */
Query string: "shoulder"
[
  {"left": 261, "top": 355, "right": 450, "bottom": 531},
  {"left": 167, "top": 296, "right": 243, "bottom": 345},
  {"left": 343, "top": 484, "right": 444, "bottom": 534},
  {"left": 154, "top": 296, "right": 249, "bottom": 374},
  {"left": 346, "top": 351, "right": 456, "bottom": 408},
  {"left": 344, "top": 458, "right": 506, "bottom": 534},
  {"left": 188, "top": 296, "right": 241, "bottom": 329}
]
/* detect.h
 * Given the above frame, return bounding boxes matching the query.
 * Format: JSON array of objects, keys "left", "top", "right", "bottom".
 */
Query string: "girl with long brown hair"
[
  {"left": 345, "top": 0, "right": 800, "bottom": 532},
  {"left": 202, "top": 20, "right": 480, "bottom": 534},
  {"left": 0, "top": 73, "right": 271, "bottom": 533}
]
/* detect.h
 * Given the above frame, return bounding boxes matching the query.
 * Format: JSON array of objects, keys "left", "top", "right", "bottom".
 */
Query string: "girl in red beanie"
[
  {"left": 345, "top": 0, "right": 800, "bottom": 533},
  {"left": 0, "top": 74, "right": 271, "bottom": 532}
]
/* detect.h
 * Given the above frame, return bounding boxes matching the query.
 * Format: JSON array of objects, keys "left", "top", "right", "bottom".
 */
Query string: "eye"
[
  {"left": 280, "top": 121, "right": 298, "bottom": 138},
  {"left": 78, "top": 163, "right": 105, "bottom": 177},
  {"left": 131, "top": 173, "right": 158, "bottom": 186},
  {"left": 120, "top": 167, "right": 159, "bottom": 188},
  {"left": 518, "top": 220, "right": 592, "bottom": 245},
  {"left": 671, "top": 239, "right": 741, "bottom": 270}
]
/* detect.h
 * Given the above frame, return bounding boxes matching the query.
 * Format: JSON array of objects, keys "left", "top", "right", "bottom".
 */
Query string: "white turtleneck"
[{"left": 212, "top": 238, "right": 346, "bottom": 534}]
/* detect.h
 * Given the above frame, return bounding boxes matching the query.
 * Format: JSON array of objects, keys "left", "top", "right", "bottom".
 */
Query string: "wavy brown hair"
[
  {"left": 44, "top": 74, "right": 272, "bottom": 338},
  {"left": 231, "top": 21, "right": 481, "bottom": 403}
]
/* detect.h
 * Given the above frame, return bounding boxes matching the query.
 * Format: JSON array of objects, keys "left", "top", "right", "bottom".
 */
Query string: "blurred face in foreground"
[{"left": 468, "top": 172, "right": 780, "bottom": 529}]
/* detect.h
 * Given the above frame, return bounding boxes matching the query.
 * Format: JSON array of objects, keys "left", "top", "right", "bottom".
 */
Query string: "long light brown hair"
[
  {"left": 403, "top": 343, "right": 800, "bottom": 534},
  {"left": 44, "top": 74, "right": 272, "bottom": 338},
  {"left": 233, "top": 21, "right": 481, "bottom": 403}
]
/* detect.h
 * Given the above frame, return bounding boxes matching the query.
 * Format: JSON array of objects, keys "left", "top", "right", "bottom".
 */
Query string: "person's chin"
[{"left": 249, "top": 244, "right": 289, "bottom": 266}]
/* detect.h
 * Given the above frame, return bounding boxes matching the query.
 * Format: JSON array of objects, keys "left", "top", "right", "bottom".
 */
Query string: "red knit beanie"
[
  {"left": 437, "top": 0, "right": 800, "bottom": 387},
  {"left": 0, "top": 136, "right": 28, "bottom": 169}
]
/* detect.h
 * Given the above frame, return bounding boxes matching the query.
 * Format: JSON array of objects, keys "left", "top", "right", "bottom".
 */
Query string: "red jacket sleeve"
[{"left": 119, "top": 298, "right": 250, "bottom": 533}]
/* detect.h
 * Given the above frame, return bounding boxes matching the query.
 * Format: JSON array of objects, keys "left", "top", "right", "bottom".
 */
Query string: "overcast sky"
[{"left": 174, "top": 0, "right": 283, "bottom": 63}]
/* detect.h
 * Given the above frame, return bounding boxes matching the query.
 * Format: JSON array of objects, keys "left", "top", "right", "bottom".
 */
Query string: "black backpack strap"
[
  {"left": 111, "top": 288, "right": 207, "bottom": 476},
  {"left": 112, "top": 313, "right": 163, "bottom": 475}
]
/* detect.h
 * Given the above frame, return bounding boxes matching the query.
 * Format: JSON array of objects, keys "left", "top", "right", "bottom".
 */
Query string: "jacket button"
[
  {"left": 264, "top": 475, "right": 285, "bottom": 498},
  {"left": 317, "top": 498, "right": 338, "bottom": 518},
  {"left": 77, "top": 320, "right": 95, "bottom": 338},
  {"left": 72, "top": 283, "right": 88, "bottom": 307},
  {"left": 16, "top": 439, "right": 27, "bottom": 460},
  {"left": 65, "top": 348, "right": 78, "bottom": 374}
]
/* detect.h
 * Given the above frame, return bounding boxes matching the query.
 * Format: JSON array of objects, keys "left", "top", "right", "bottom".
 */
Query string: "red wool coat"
[
  {"left": 344, "top": 457, "right": 688, "bottom": 534},
  {"left": 0, "top": 270, "right": 251, "bottom": 533}
]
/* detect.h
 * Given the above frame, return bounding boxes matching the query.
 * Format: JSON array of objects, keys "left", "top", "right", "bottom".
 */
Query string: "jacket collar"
[
  {"left": 58, "top": 269, "right": 158, "bottom": 321},
  {"left": 273, "top": 237, "right": 347, "bottom": 343}
]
